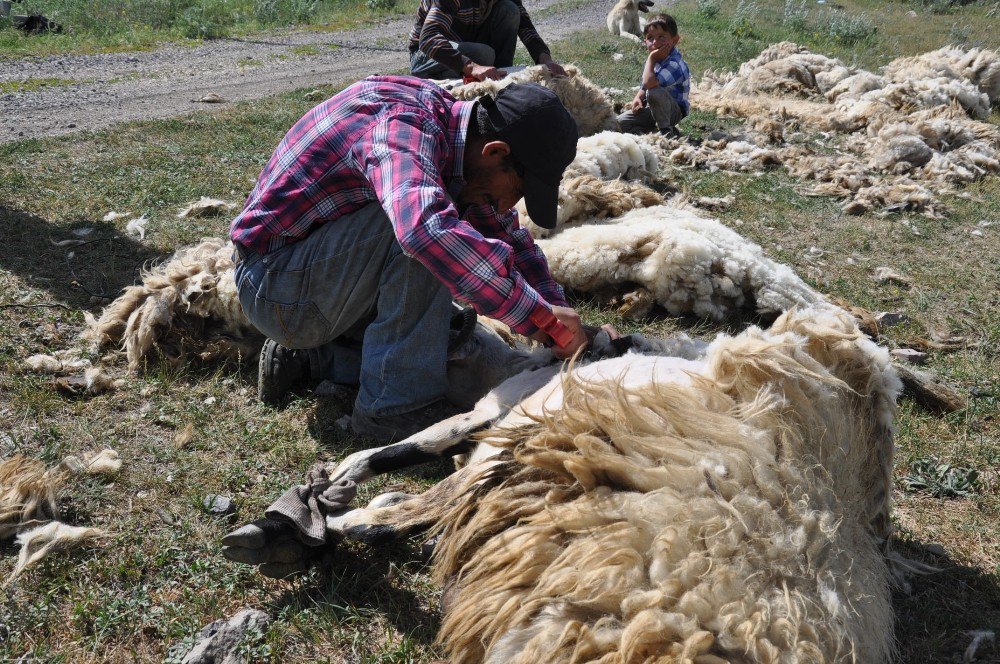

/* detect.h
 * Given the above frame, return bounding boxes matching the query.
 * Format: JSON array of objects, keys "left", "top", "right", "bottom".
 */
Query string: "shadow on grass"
[
  {"left": 0, "top": 205, "right": 161, "bottom": 310},
  {"left": 893, "top": 538, "right": 1000, "bottom": 663},
  {"left": 273, "top": 541, "right": 442, "bottom": 649}
]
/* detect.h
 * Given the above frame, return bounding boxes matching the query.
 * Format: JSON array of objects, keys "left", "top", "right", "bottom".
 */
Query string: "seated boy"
[{"left": 617, "top": 14, "right": 690, "bottom": 137}]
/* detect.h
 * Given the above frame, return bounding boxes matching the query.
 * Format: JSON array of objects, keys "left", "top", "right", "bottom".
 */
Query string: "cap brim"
[{"left": 523, "top": 171, "right": 559, "bottom": 229}]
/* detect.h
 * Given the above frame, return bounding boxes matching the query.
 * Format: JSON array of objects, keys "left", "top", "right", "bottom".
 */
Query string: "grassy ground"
[
  {"left": 0, "top": 0, "right": 419, "bottom": 57},
  {"left": 1, "top": 0, "right": 998, "bottom": 662}
]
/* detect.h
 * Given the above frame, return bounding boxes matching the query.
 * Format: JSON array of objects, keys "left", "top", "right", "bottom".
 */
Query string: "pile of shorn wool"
[{"left": 684, "top": 42, "right": 1000, "bottom": 216}]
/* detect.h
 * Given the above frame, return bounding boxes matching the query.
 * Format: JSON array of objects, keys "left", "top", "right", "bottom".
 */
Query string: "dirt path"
[{"left": 0, "top": 0, "right": 611, "bottom": 144}]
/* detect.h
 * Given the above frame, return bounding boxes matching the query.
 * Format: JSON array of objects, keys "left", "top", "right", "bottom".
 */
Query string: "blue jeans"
[
  {"left": 409, "top": 0, "right": 520, "bottom": 79},
  {"left": 233, "top": 203, "right": 453, "bottom": 418}
]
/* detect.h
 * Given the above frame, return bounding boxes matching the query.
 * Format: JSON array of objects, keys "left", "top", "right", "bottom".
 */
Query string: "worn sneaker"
[
  {"left": 350, "top": 399, "right": 462, "bottom": 445},
  {"left": 258, "top": 338, "right": 311, "bottom": 405},
  {"left": 659, "top": 126, "right": 682, "bottom": 139}
]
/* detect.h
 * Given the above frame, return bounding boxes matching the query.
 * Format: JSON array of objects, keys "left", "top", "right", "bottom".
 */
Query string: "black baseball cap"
[{"left": 478, "top": 83, "right": 578, "bottom": 229}]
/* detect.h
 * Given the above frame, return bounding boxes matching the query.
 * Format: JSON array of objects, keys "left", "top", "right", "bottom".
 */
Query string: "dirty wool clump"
[
  {"left": 690, "top": 43, "right": 1000, "bottom": 216},
  {"left": 432, "top": 306, "right": 899, "bottom": 663},
  {"left": 84, "top": 237, "right": 261, "bottom": 372},
  {"left": 1, "top": 452, "right": 116, "bottom": 586}
]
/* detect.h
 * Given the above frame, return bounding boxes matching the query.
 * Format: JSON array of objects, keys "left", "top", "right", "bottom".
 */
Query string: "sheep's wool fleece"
[
  {"left": 519, "top": 129, "right": 665, "bottom": 234},
  {"left": 0, "top": 456, "right": 61, "bottom": 540},
  {"left": 85, "top": 237, "right": 259, "bottom": 371},
  {"left": 689, "top": 43, "right": 1000, "bottom": 215},
  {"left": 433, "top": 306, "right": 899, "bottom": 663},
  {"left": 536, "top": 205, "right": 822, "bottom": 319},
  {"left": 447, "top": 65, "right": 619, "bottom": 137}
]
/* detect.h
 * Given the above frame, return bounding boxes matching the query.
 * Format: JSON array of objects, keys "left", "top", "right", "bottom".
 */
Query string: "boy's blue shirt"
[{"left": 650, "top": 47, "right": 690, "bottom": 115}]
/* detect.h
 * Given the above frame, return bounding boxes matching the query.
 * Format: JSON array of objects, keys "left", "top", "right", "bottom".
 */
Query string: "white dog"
[{"left": 606, "top": 0, "right": 654, "bottom": 41}]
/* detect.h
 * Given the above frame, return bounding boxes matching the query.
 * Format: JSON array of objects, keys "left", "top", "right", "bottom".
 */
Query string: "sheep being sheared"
[
  {"left": 228, "top": 305, "right": 899, "bottom": 663},
  {"left": 519, "top": 130, "right": 665, "bottom": 235},
  {"left": 536, "top": 204, "right": 823, "bottom": 320}
]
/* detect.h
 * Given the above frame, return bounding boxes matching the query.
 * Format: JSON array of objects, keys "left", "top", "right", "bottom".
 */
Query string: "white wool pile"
[
  {"left": 536, "top": 205, "right": 823, "bottom": 320},
  {"left": 844, "top": 177, "right": 943, "bottom": 217},
  {"left": 670, "top": 137, "right": 782, "bottom": 173},
  {"left": 782, "top": 146, "right": 874, "bottom": 197},
  {"left": 564, "top": 130, "right": 659, "bottom": 181},
  {"left": 715, "top": 41, "right": 853, "bottom": 98},
  {"left": 84, "top": 237, "right": 259, "bottom": 371},
  {"left": 689, "top": 43, "right": 1000, "bottom": 215},
  {"left": 824, "top": 70, "right": 885, "bottom": 102},
  {"left": 447, "top": 65, "right": 619, "bottom": 137},
  {"left": 522, "top": 175, "right": 665, "bottom": 238},
  {"left": 884, "top": 45, "right": 1000, "bottom": 105},
  {"left": 433, "top": 306, "right": 899, "bottom": 663}
]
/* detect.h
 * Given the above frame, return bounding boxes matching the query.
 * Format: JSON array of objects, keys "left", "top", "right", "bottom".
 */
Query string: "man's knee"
[
  {"left": 489, "top": 0, "right": 520, "bottom": 30},
  {"left": 457, "top": 42, "right": 496, "bottom": 66}
]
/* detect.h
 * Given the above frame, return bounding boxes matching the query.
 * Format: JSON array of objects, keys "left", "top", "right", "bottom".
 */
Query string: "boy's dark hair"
[{"left": 643, "top": 13, "right": 678, "bottom": 38}]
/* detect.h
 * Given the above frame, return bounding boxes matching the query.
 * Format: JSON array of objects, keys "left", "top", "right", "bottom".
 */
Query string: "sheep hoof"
[{"left": 221, "top": 518, "right": 293, "bottom": 549}]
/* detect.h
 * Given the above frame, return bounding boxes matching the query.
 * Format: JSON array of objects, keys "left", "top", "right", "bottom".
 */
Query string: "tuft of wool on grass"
[
  {"left": 536, "top": 204, "right": 823, "bottom": 320},
  {"left": 431, "top": 305, "right": 900, "bottom": 663},
  {"left": 0, "top": 456, "right": 62, "bottom": 540},
  {"left": 5, "top": 521, "right": 105, "bottom": 587},
  {"left": 177, "top": 196, "right": 237, "bottom": 219}
]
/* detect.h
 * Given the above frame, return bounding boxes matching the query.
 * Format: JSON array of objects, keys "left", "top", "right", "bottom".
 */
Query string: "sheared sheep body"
[
  {"left": 537, "top": 204, "right": 822, "bottom": 319},
  {"left": 428, "top": 306, "right": 898, "bottom": 663}
]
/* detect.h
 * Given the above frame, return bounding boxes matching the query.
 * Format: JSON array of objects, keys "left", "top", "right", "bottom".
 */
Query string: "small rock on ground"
[{"left": 181, "top": 609, "right": 271, "bottom": 664}]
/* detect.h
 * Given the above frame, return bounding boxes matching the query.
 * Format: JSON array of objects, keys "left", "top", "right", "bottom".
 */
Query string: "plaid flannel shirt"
[
  {"left": 651, "top": 47, "right": 690, "bottom": 116},
  {"left": 230, "top": 75, "right": 566, "bottom": 335}
]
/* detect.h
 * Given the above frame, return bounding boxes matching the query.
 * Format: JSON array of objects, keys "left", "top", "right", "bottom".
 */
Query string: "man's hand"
[
  {"left": 534, "top": 305, "right": 585, "bottom": 359},
  {"left": 537, "top": 53, "right": 568, "bottom": 78},
  {"left": 628, "top": 91, "right": 645, "bottom": 113},
  {"left": 466, "top": 63, "right": 504, "bottom": 81}
]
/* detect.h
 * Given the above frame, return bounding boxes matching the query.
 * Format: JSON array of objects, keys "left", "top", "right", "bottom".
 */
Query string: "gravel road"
[{"left": 1, "top": 0, "right": 613, "bottom": 144}]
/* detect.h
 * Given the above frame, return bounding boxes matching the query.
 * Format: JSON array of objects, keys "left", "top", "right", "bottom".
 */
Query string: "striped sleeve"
[
  {"left": 513, "top": 0, "right": 550, "bottom": 64},
  {"left": 417, "top": 0, "right": 469, "bottom": 75}
]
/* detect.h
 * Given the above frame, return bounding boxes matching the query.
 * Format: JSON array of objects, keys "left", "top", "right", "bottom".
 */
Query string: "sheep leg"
[
  {"left": 326, "top": 458, "right": 503, "bottom": 545},
  {"left": 323, "top": 363, "right": 560, "bottom": 486}
]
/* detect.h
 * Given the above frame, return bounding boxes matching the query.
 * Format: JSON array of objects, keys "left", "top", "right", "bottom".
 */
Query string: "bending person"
[
  {"left": 408, "top": 0, "right": 567, "bottom": 81},
  {"left": 230, "top": 76, "right": 587, "bottom": 444}
]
